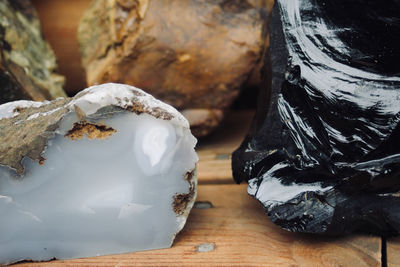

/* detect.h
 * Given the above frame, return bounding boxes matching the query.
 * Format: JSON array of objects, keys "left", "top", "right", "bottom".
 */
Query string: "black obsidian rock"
[{"left": 232, "top": 0, "right": 400, "bottom": 236}]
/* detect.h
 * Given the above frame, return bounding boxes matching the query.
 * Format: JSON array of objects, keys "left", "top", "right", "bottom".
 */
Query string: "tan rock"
[{"left": 78, "top": 0, "right": 267, "bottom": 136}]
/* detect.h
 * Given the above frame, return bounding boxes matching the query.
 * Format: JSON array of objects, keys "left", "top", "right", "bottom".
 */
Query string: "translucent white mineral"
[{"left": 0, "top": 83, "right": 198, "bottom": 264}]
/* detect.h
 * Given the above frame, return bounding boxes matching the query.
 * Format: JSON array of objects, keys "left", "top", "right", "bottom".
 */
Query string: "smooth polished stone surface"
[{"left": 232, "top": 0, "right": 400, "bottom": 235}]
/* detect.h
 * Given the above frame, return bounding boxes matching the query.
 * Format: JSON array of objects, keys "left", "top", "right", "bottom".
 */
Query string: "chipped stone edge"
[
  {"left": 171, "top": 167, "right": 198, "bottom": 246},
  {"left": 0, "top": 100, "right": 50, "bottom": 120},
  {"left": 70, "top": 83, "right": 190, "bottom": 129}
]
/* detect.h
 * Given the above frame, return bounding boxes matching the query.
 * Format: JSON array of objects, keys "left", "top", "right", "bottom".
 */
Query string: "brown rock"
[
  {"left": 78, "top": 0, "right": 267, "bottom": 136},
  {"left": 181, "top": 108, "right": 224, "bottom": 137},
  {"left": 0, "top": 0, "right": 66, "bottom": 104}
]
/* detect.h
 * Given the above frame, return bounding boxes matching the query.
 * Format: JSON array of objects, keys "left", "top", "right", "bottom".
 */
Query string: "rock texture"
[
  {"left": 0, "top": 83, "right": 197, "bottom": 264},
  {"left": 0, "top": 0, "right": 66, "bottom": 104},
  {"left": 78, "top": 0, "right": 266, "bottom": 136},
  {"left": 232, "top": 0, "right": 400, "bottom": 236}
]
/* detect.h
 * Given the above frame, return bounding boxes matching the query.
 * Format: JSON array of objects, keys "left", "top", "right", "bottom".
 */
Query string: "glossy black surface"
[{"left": 232, "top": 0, "right": 400, "bottom": 235}]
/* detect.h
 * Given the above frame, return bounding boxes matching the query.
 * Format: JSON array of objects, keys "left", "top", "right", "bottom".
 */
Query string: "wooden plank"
[
  {"left": 197, "top": 110, "right": 254, "bottom": 184},
  {"left": 387, "top": 238, "right": 400, "bottom": 266},
  {"left": 32, "top": 0, "right": 92, "bottom": 95},
  {"left": 16, "top": 184, "right": 381, "bottom": 267}
]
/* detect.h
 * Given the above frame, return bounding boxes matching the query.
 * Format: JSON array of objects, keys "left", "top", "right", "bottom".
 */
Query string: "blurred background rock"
[
  {"left": 29, "top": 0, "right": 274, "bottom": 137},
  {"left": 0, "top": 0, "right": 66, "bottom": 104}
]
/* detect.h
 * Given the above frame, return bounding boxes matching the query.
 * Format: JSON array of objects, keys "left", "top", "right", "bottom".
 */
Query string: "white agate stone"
[{"left": 0, "top": 83, "right": 198, "bottom": 264}]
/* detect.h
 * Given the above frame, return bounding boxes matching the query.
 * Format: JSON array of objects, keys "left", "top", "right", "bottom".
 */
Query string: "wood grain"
[
  {"left": 387, "top": 237, "right": 400, "bottom": 267},
  {"left": 16, "top": 185, "right": 381, "bottom": 267},
  {"left": 31, "top": 0, "right": 92, "bottom": 95},
  {"left": 197, "top": 110, "right": 254, "bottom": 184}
]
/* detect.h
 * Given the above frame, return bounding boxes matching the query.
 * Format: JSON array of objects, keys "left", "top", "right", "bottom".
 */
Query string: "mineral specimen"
[
  {"left": 0, "top": 0, "right": 66, "bottom": 104},
  {"left": 0, "top": 83, "right": 197, "bottom": 264},
  {"left": 78, "top": 0, "right": 266, "bottom": 137},
  {"left": 232, "top": 0, "right": 400, "bottom": 235}
]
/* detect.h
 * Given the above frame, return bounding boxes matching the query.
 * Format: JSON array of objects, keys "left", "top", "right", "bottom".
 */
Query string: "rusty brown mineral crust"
[
  {"left": 0, "top": 0, "right": 66, "bottom": 105},
  {"left": 78, "top": 0, "right": 267, "bottom": 136},
  {"left": 64, "top": 121, "right": 117, "bottom": 140},
  {"left": 0, "top": 83, "right": 194, "bottom": 177},
  {"left": 173, "top": 170, "right": 197, "bottom": 215}
]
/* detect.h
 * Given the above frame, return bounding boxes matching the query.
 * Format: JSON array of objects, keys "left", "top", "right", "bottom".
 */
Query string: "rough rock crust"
[
  {"left": 173, "top": 170, "right": 196, "bottom": 215},
  {"left": 64, "top": 121, "right": 117, "bottom": 140}
]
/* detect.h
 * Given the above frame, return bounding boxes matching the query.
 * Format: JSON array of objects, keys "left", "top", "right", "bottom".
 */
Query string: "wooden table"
[{"left": 14, "top": 111, "right": 388, "bottom": 266}]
